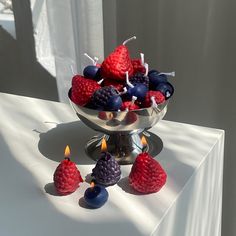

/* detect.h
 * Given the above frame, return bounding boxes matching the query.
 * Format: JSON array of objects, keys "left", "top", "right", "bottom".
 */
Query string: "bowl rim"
[{"left": 68, "top": 88, "right": 169, "bottom": 113}]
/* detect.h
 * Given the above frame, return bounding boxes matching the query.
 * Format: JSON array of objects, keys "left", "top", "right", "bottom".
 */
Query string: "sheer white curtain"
[{"left": 31, "top": 0, "right": 104, "bottom": 102}]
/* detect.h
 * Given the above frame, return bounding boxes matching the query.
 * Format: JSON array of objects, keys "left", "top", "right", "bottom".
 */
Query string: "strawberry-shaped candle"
[
  {"left": 101, "top": 36, "right": 136, "bottom": 80},
  {"left": 91, "top": 138, "right": 121, "bottom": 186},
  {"left": 53, "top": 145, "right": 83, "bottom": 195},
  {"left": 129, "top": 137, "right": 167, "bottom": 193}
]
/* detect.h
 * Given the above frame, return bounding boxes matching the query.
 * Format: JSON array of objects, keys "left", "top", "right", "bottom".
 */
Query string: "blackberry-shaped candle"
[{"left": 91, "top": 138, "right": 121, "bottom": 186}]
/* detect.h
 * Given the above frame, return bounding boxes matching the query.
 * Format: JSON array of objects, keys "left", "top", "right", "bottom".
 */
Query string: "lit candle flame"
[
  {"left": 141, "top": 136, "right": 147, "bottom": 147},
  {"left": 90, "top": 181, "right": 95, "bottom": 188},
  {"left": 101, "top": 138, "right": 107, "bottom": 152},
  {"left": 64, "top": 145, "right": 71, "bottom": 158}
]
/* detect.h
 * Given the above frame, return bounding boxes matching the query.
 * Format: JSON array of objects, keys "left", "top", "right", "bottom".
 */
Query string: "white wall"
[{"left": 103, "top": 0, "right": 236, "bottom": 235}]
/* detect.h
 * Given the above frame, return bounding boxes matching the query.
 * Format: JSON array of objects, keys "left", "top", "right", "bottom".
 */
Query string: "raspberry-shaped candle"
[
  {"left": 143, "top": 91, "right": 165, "bottom": 108},
  {"left": 131, "top": 53, "right": 146, "bottom": 74},
  {"left": 129, "top": 152, "right": 167, "bottom": 194},
  {"left": 71, "top": 75, "right": 100, "bottom": 106},
  {"left": 121, "top": 96, "right": 140, "bottom": 111},
  {"left": 53, "top": 145, "right": 83, "bottom": 195},
  {"left": 91, "top": 138, "right": 121, "bottom": 186}
]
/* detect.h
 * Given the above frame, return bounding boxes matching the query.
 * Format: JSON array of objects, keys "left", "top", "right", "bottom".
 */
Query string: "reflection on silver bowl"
[{"left": 68, "top": 89, "right": 168, "bottom": 164}]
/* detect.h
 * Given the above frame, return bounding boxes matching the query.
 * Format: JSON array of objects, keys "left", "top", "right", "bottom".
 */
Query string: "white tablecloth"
[{"left": 0, "top": 93, "right": 224, "bottom": 236}]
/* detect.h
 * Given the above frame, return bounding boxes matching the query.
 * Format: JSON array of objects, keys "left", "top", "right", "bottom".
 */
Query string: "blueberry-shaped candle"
[
  {"left": 83, "top": 53, "right": 101, "bottom": 81},
  {"left": 149, "top": 70, "right": 175, "bottom": 89},
  {"left": 125, "top": 71, "right": 148, "bottom": 101},
  {"left": 84, "top": 181, "right": 109, "bottom": 208},
  {"left": 155, "top": 82, "right": 174, "bottom": 99},
  {"left": 91, "top": 138, "right": 121, "bottom": 186}
]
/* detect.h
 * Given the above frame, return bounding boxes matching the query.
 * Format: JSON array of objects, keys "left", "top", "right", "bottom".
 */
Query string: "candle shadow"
[
  {"left": 38, "top": 121, "right": 97, "bottom": 165},
  {"left": 106, "top": 119, "right": 121, "bottom": 127},
  {"left": 44, "top": 182, "right": 61, "bottom": 196},
  {"left": 117, "top": 177, "right": 146, "bottom": 195},
  {"left": 85, "top": 173, "right": 94, "bottom": 184},
  {"left": 78, "top": 197, "right": 97, "bottom": 209}
]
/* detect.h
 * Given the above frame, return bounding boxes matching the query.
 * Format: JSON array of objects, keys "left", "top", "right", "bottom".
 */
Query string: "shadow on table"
[
  {"left": 117, "top": 177, "right": 145, "bottom": 195},
  {"left": 44, "top": 182, "right": 61, "bottom": 196},
  {"left": 78, "top": 197, "right": 97, "bottom": 210},
  {"left": 38, "top": 121, "right": 97, "bottom": 165}
]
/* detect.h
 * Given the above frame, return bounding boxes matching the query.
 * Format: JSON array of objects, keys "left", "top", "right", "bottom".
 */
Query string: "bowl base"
[{"left": 85, "top": 131, "right": 163, "bottom": 165}]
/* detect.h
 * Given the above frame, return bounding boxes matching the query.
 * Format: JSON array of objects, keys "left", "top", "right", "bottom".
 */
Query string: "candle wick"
[
  {"left": 142, "top": 145, "right": 148, "bottom": 153},
  {"left": 64, "top": 157, "right": 70, "bottom": 161}
]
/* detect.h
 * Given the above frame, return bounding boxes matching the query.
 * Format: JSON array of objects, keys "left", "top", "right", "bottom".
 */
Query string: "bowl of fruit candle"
[{"left": 68, "top": 36, "right": 174, "bottom": 164}]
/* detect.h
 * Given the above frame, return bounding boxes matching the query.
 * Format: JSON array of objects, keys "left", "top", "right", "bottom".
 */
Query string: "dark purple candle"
[{"left": 91, "top": 138, "right": 121, "bottom": 186}]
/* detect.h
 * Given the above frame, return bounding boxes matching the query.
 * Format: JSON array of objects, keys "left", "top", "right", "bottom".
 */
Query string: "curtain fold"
[{"left": 31, "top": 0, "right": 104, "bottom": 102}]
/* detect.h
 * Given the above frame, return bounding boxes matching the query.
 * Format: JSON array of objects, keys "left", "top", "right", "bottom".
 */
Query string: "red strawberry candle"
[
  {"left": 101, "top": 36, "right": 136, "bottom": 80},
  {"left": 53, "top": 145, "right": 83, "bottom": 195},
  {"left": 129, "top": 137, "right": 167, "bottom": 193},
  {"left": 129, "top": 152, "right": 167, "bottom": 194},
  {"left": 91, "top": 138, "right": 121, "bottom": 186}
]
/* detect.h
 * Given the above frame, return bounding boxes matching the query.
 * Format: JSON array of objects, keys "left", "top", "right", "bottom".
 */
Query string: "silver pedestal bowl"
[{"left": 68, "top": 89, "right": 168, "bottom": 164}]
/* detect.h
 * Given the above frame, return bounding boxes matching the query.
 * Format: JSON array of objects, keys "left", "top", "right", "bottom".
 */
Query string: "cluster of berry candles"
[
  {"left": 52, "top": 36, "right": 171, "bottom": 208},
  {"left": 53, "top": 137, "right": 167, "bottom": 208},
  {"left": 70, "top": 36, "right": 175, "bottom": 112}
]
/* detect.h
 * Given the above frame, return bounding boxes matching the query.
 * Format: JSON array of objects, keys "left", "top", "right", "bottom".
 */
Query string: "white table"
[{"left": 0, "top": 93, "right": 224, "bottom": 236}]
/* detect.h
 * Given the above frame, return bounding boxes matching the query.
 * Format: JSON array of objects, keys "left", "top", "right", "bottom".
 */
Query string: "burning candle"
[
  {"left": 141, "top": 135, "right": 148, "bottom": 152},
  {"left": 53, "top": 145, "right": 83, "bottom": 195},
  {"left": 129, "top": 138, "right": 167, "bottom": 194},
  {"left": 91, "top": 138, "right": 121, "bottom": 186},
  {"left": 84, "top": 181, "right": 109, "bottom": 208}
]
